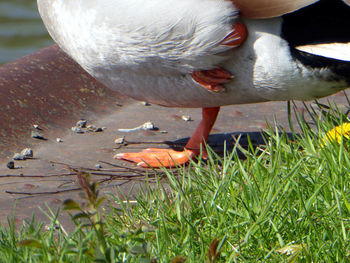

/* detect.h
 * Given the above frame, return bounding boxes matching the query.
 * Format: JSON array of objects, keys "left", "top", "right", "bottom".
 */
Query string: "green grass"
[{"left": 1, "top": 101, "right": 350, "bottom": 262}]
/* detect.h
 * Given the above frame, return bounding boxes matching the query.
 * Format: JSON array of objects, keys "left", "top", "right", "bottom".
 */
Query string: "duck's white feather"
[
  {"left": 296, "top": 43, "right": 350, "bottom": 62},
  {"left": 38, "top": 0, "right": 237, "bottom": 74},
  {"left": 37, "top": 0, "right": 350, "bottom": 108}
]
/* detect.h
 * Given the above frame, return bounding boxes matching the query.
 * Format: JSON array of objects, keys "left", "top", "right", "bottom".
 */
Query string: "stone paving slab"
[{"left": 1, "top": 90, "right": 350, "bottom": 230}]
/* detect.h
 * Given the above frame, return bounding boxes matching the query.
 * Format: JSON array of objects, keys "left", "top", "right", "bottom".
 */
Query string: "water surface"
[{"left": 0, "top": 0, "right": 52, "bottom": 64}]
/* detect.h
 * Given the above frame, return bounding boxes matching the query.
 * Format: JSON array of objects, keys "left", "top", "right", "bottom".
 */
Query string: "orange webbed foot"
[
  {"left": 115, "top": 107, "right": 220, "bottom": 169},
  {"left": 114, "top": 148, "right": 195, "bottom": 168}
]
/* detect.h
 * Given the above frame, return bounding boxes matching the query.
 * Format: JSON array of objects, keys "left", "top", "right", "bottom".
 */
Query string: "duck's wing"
[
  {"left": 233, "top": 0, "right": 319, "bottom": 18},
  {"left": 281, "top": 0, "right": 350, "bottom": 63}
]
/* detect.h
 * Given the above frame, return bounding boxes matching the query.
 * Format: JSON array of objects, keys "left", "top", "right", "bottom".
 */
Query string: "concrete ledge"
[{"left": 0, "top": 45, "right": 129, "bottom": 158}]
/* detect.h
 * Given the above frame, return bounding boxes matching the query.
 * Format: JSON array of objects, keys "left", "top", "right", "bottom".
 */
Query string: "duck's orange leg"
[
  {"left": 115, "top": 107, "right": 220, "bottom": 168},
  {"left": 192, "top": 22, "right": 247, "bottom": 92}
]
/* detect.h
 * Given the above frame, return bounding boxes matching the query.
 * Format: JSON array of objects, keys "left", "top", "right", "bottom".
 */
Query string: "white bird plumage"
[
  {"left": 37, "top": 0, "right": 349, "bottom": 108},
  {"left": 39, "top": 0, "right": 236, "bottom": 73}
]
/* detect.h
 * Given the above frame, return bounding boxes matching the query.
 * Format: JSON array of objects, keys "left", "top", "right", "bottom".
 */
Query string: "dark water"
[{"left": 0, "top": 0, "right": 52, "bottom": 64}]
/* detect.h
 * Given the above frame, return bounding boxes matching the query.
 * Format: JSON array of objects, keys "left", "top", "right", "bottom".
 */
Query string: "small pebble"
[
  {"left": 44, "top": 224, "right": 60, "bottom": 231},
  {"left": 31, "top": 130, "right": 45, "bottom": 139},
  {"left": 94, "top": 127, "right": 103, "bottom": 132},
  {"left": 160, "top": 130, "right": 168, "bottom": 134},
  {"left": 76, "top": 119, "right": 87, "bottom": 128},
  {"left": 142, "top": 121, "right": 156, "bottom": 130},
  {"left": 182, "top": 115, "right": 192, "bottom": 122},
  {"left": 87, "top": 125, "right": 103, "bottom": 132},
  {"left": 71, "top": 126, "right": 84, "bottom": 133},
  {"left": 13, "top": 153, "right": 24, "bottom": 160},
  {"left": 12, "top": 148, "right": 33, "bottom": 160},
  {"left": 6, "top": 161, "right": 15, "bottom": 169},
  {"left": 33, "top": 124, "right": 42, "bottom": 130},
  {"left": 142, "top": 101, "right": 151, "bottom": 106},
  {"left": 56, "top": 138, "right": 63, "bottom": 143},
  {"left": 86, "top": 125, "right": 95, "bottom": 131},
  {"left": 95, "top": 164, "right": 102, "bottom": 169},
  {"left": 114, "top": 137, "right": 125, "bottom": 144},
  {"left": 21, "top": 148, "right": 33, "bottom": 158}
]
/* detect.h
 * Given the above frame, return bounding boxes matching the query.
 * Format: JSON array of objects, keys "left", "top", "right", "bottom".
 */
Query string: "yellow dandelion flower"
[{"left": 322, "top": 123, "right": 350, "bottom": 144}]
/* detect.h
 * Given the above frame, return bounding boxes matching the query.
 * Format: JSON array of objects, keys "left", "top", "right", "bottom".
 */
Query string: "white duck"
[{"left": 37, "top": 0, "right": 350, "bottom": 167}]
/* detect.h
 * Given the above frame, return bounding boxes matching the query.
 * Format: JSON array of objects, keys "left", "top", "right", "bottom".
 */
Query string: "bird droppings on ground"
[
  {"left": 31, "top": 130, "right": 46, "bottom": 140},
  {"left": 181, "top": 115, "right": 192, "bottom": 122},
  {"left": 118, "top": 121, "right": 157, "bottom": 132}
]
